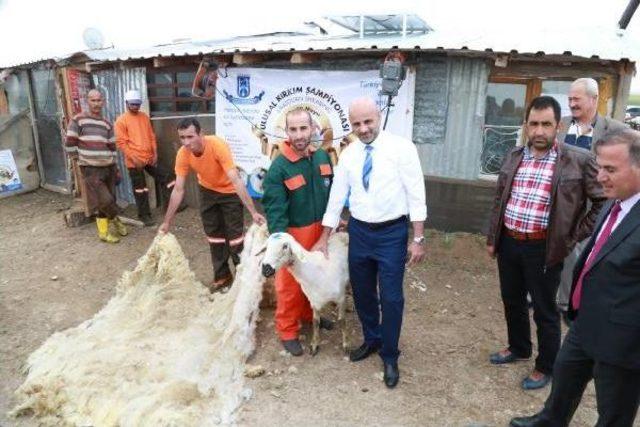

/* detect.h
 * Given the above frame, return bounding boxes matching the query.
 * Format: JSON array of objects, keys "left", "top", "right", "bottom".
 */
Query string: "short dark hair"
[
  {"left": 285, "top": 107, "right": 313, "bottom": 129},
  {"left": 177, "top": 117, "right": 201, "bottom": 133},
  {"left": 525, "top": 96, "right": 561, "bottom": 124},
  {"left": 595, "top": 128, "right": 640, "bottom": 166}
]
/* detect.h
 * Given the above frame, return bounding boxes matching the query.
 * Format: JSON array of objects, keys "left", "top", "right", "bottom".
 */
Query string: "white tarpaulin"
[{"left": 215, "top": 67, "right": 415, "bottom": 196}]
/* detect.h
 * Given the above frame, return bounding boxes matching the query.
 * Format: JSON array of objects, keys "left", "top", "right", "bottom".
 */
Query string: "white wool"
[{"left": 10, "top": 224, "right": 268, "bottom": 426}]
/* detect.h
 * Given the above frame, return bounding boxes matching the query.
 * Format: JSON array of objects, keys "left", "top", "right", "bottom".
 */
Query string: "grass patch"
[{"left": 628, "top": 94, "right": 640, "bottom": 106}]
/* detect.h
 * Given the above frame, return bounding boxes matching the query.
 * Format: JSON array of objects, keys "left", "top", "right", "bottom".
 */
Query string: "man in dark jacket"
[
  {"left": 509, "top": 128, "right": 640, "bottom": 426},
  {"left": 486, "top": 96, "right": 605, "bottom": 390},
  {"left": 262, "top": 108, "right": 334, "bottom": 356}
]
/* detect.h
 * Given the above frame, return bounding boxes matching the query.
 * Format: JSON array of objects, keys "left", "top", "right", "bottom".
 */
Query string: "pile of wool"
[{"left": 10, "top": 224, "right": 268, "bottom": 426}]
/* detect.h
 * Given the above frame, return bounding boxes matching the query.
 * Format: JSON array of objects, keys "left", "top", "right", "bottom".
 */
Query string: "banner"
[
  {"left": 215, "top": 67, "right": 415, "bottom": 196},
  {"left": 0, "top": 149, "right": 22, "bottom": 193}
]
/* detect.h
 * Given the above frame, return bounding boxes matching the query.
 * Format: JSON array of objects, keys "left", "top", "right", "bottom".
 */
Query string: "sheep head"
[{"left": 259, "top": 233, "right": 306, "bottom": 278}]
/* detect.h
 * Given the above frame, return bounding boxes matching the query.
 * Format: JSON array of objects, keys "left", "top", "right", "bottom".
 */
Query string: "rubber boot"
[
  {"left": 112, "top": 217, "right": 128, "bottom": 236},
  {"left": 96, "top": 217, "right": 120, "bottom": 243}
]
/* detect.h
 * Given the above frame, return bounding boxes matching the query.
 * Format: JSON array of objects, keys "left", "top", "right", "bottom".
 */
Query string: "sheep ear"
[
  {"left": 253, "top": 244, "right": 267, "bottom": 256},
  {"left": 290, "top": 243, "right": 307, "bottom": 263}
]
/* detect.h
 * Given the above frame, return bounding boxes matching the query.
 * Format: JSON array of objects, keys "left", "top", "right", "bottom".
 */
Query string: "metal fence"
[{"left": 480, "top": 125, "right": 521, "bottom": 175}]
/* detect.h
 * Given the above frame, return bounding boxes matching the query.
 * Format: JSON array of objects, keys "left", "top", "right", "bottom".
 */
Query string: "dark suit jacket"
[
  {"left": 569, "top": 198, "right": 640, "bottom": 370},
  {"left": 557, "top": 114, "right": 627, "bottom": 151}
]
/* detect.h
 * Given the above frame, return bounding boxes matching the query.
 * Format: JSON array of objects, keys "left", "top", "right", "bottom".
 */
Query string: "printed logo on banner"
[
  {"left": 223, "top": 74, "right": 265, "bottom": 105},
  {"left": 237, "top": 75, "right": 250, "bottom": 98}
]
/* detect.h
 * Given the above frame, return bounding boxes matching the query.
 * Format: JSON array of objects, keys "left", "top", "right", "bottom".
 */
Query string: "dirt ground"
[{"left": 0, "top": 190, "right": 600, "bottom": 426}]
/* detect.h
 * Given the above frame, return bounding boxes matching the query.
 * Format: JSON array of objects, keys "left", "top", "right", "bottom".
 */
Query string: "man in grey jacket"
[{"left": 556, "top": 78, "right": 626, "bottom": 323}]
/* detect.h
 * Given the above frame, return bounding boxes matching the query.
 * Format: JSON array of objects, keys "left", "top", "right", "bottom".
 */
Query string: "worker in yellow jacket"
[{"left": 115, "top": 90, "right": 169, "bottom": 226}]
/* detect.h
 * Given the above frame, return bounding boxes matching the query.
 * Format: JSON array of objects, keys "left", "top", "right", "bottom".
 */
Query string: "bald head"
[
  {"left": 86, "top": 89, "right": 104, "bottom": 116},
  {"left": 349, "top": 97, "right": 381, "bottom": 144}
]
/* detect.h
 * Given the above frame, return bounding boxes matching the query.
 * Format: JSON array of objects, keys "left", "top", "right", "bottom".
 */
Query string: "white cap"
[{"left": 124, "top": 89, "right": 142, "bottom": 103}]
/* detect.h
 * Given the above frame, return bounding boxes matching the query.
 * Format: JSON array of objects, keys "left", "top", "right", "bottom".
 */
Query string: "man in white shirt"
[{"left": 312, "top": 97, "right": 427, "bottom": 388}]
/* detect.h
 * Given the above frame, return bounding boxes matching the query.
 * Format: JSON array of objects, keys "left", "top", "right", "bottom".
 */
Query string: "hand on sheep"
[
  {"left": 336, "top": 219, "right": 348, "bottom": 232},
  {"left": 251, "top": 212, "right": 266, "bottom": 225},
  {"left": 407, "top": 242, "right": 425, "bottom": 266},
  {"left": 311, "top": 237, "right": 330, "bottom": 259}
]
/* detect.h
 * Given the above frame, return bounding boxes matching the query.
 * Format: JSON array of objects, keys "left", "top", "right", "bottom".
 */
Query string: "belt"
[
  {"left": 358, "top": 215, "right": 408, "bottom": 230},
  {"left": 504, "top": 227, "right": 547, "bottom": 241}
]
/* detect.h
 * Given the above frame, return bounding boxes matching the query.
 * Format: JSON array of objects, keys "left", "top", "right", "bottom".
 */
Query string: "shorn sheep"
[{"left": 259, "top": 231, "right": 349, "bottom": 355}]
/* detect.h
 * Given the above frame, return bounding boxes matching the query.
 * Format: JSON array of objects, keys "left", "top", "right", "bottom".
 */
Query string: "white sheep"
[{"left": 258, "top": 232, "right": 349, "bottom": 355}]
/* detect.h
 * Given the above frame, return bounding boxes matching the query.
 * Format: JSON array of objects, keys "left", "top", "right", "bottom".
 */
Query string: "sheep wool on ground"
[{"left": 10, "top": 224, "right": 268, "bottom": 426}]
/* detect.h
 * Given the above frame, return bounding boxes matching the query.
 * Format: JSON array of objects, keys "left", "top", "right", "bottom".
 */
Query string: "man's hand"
[
  {"left": 152, "top": 152, "right": 158, "bottom": 166},
  {"left": 158, "top": 221, "right": 170, "bottom": 234},
  {"left": 311, "top": 236, "right": 329, "bottom": 259},
  {"left": 251, "top": 212, "right": 266, "bottom": 225},
  {"left": 486, "top": 245, "right": 496, "bottom": 258},
  {"left": 336, "top": 218, "right": 348, "bottom": 232},
  {"left": 407, "top": 242, "right": 425, "bottom": 266}
]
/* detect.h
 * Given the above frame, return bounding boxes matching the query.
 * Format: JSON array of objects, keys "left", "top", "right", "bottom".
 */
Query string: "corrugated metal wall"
[
  {"left": 91, "top": 67, "right": 148, "bottom": 204},
  {"left": 416, "top": 57, "right": 489, "bottom": 180}
]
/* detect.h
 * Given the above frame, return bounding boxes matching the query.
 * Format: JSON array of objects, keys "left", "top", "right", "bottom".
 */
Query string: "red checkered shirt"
[{"left": 503, "top": 144, "right": 557, "bottom": 233}]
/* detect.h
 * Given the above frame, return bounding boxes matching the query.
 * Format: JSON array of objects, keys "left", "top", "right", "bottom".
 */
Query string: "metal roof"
[
  {"left": 78, "top": 26, "right": 640, "bottom": 64},
  {"left": 4, "top": 25, "right": 640, "bottom": 69}
]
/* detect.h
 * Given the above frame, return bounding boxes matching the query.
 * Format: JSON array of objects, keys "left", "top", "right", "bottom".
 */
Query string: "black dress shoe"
[
  {"left": 509, "top": 412, "right": 545, "bottom": 427},
  {"left": 349, "top": 342, "right": 379, "bottom": 362},
  {"left": 281, "top": 339, "right": 303, "bottom": 356},
  {"left": 383, "top": 362, "right": 400, "bottom": 388}
]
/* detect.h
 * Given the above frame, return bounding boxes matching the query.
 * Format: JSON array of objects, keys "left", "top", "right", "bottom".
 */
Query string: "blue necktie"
[{"left": 362, "top": 144, "right": 373, "bottom": 191}]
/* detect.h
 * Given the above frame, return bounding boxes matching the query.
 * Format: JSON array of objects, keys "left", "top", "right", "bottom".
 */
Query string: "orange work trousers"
[{"left": 275, "top": 221, "right": 323, "bottom": 340}]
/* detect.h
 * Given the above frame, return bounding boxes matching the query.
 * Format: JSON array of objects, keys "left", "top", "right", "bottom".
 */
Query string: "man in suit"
[
  {"left": 510, "top": 128, "right": 640, "bottom": 426},
  {"left": 556, "top": 78, "right": 626, "bottom": 322},
  {"left": 486, "top": 96, "right": 605, "bottom": 390}
]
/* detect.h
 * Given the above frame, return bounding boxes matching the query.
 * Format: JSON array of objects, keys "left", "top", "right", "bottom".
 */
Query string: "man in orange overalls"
[{"left": 262, "top": 108, "right": 334, "bottom": 356}]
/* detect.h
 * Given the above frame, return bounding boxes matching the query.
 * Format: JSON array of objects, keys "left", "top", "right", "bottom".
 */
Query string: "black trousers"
[
  {"left": 128, "top": 165, "right": 173, "bottom": 218},
  {"left": 497, "top": 234, "right": 562, "bottom": 375},
  {"left": 539, "top": 326, "right": 640, "bottom": 426},
  {"left": 199, "top": 186, "right": 244, "bottom": 281}
]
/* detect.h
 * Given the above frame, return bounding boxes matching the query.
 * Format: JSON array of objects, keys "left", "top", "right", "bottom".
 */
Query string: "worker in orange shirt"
[
  {"left": 159, "top": 117, "right": 266, "bottom": 291},
  {"left": 115, "top": 90, "right": 168, "bottom": 226}
]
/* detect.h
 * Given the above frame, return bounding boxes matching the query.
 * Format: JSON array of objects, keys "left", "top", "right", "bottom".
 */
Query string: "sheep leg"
[
  {"left": 310, "top": 309, "right": 320, "bottom": 356},
  {"left": 338, "top": 299, "right": 348, "bottom": 353}
]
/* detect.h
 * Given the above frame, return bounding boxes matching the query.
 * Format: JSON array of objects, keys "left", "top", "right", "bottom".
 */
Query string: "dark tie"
[
  {"left": 571, "top": 201, "right": 622, "bottom": 310},
  {"left": 362, "top": 144, "right": 373, "bottom": 191}
]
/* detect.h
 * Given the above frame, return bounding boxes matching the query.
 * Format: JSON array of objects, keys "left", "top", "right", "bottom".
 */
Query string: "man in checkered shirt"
[{"left": 486, "top": 96, "right": 605, "bottom": 390}]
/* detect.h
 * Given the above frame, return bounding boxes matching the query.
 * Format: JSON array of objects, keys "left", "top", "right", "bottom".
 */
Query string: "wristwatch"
[{"left": 412, "top": 236, "right": 425, "bottom": 245}]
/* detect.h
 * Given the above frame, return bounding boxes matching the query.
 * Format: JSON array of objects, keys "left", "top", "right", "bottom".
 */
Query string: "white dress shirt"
[
  {"left": 322, "top": 130, "right": 427, "bottom": 228},
  {"left": 593, "top": 192, "right": 640, "bottom": 241}
]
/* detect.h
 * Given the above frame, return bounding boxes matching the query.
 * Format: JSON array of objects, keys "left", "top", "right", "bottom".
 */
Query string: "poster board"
[{"left": 215, "top": 67, "right": 415, "bottom": 197}]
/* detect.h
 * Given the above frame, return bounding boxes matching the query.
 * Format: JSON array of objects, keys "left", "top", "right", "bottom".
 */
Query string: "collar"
[
  {"left": 619, "top": 191, "right": 640, "bottom": 216},
  {"left": 357, "top": 132, "right": 382, "bottom": 151},
  {"left": 281, "top": 140, "right": 316, "bottom": 162},
  {"left": 524, "top": 141, "right": 558, "bottom": 160},
  {"left": 570, "top": 114, "right": 598, "bottom": 128}
]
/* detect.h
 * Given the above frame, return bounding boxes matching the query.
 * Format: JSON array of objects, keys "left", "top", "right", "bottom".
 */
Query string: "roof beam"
[
  {"left": 290, "top": 53, "right": 319, "bottom": 64},
  {"left": 232, "top": 53, "right": 266, "bottom": 65}
]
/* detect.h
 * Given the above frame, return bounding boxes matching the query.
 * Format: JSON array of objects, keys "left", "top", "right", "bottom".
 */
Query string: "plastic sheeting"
[{"left": 417, "top": 57, "right": 489, "bottom": 180}]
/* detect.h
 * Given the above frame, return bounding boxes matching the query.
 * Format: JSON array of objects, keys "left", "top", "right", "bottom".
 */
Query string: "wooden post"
[
  {"left": 597, "top": 76, "right": 613, "bottom": 116},
  {"left": 613, "top": 61, "right": 635, "bottom": 121}
]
